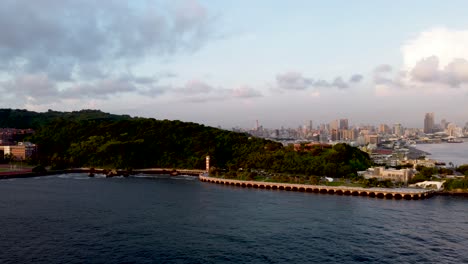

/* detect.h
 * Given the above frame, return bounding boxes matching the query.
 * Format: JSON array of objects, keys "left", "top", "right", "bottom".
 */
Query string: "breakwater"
[
  {"left": 199, "top": 175, "right": 435, "bottom": 200},
  {"left": 0, "top": 168, "right": 205, "bottom": 179}
]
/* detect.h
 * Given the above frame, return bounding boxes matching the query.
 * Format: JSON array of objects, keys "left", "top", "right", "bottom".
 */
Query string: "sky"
[{"left": 1, "top": 0, "right": 468, "bottom": 129}]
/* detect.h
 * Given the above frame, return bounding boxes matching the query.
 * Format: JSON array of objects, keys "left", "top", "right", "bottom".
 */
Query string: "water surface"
[
  {"left": 416, "top": 142, "right": 468, "bottom": 166},
  {"left": 0, "top": 174, "right": 467, "bottom": 263}
]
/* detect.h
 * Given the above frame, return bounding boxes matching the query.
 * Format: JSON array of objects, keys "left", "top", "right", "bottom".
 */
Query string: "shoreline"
[
  {"left": 199, "top": 176, "right": 468, "bottom": 198},
  {"left": 409, "top": 142, "right": 468, "bottom": 166},
  {"left": 407, "top": 146, "right": 431, "bottom": 160},
  {"left": 436, "top": 191, "right": 468, "bottom": 197},
  {"left": 0, "top": 168, "right": 204, "bottom": 180},
  {"left": 199, "top": 175, "right": 435, "bottom": 200},
  {"left": 2, "top": 170, "right": 466, "bottom": 198}
]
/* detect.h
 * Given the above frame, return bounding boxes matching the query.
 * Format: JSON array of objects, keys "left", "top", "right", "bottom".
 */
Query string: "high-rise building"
[
  {"left": 329, "top": 120, "right": 339, "bottom": 131},
  {"left": 340, "top": 129, "right": 357, "bottom": 141},
  {"left": 440, "top": 119, "right": 447, "bottom": 130},
  {"left": 424, "top": 113, "right": 434, "bottom": 134},
  {"left": 393, "top": 123, "right": 402, "bottom": 136},
  {"left": 331, "top": 129, "right": 340, "bottom": 141},
  {"left": 339, "top": 118, "right": 349, "bottom": 130},
  {"left": 378, "top": 124, "right": 390, "bottom": 134}
]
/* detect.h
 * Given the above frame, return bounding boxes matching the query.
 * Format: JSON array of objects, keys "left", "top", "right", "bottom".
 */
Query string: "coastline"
[
  {"left": 2, "top": 169, "right": 466, "bottom": 198},
  {"left": 436, "top": 190, "right": 468, "bottom": 197},
  {"left": 407, "top": 146, "right": 431, "bottom": 160},
  {"left": 410, "top": 142, "right": 468, "bottom": 166},
  {"left": 0, "top": 168, "right": 204, "bottom": 180},
  {"left": 199, "top": 175, "right": 435, "bottom": 200}
]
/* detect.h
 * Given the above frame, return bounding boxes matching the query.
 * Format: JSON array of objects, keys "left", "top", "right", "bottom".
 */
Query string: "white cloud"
[
  {"left": 402, "top": 27, "right": 468, "bottom": 70},
  {"left": 410, "top": 56, "right": 439, "bottom": 82},
  {"left": 375, "top": 27, "right": 468, "bottom": 95}
]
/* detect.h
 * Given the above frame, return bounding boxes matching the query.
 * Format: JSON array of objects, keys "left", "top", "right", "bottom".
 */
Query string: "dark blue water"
[{"left": 0, "top": 174, "right": 467, "bottom": 264}]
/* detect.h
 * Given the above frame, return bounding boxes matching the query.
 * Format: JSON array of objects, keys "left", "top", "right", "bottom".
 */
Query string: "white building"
[{"left": 359, "top": 167, "right": 414, "bottom": 183}]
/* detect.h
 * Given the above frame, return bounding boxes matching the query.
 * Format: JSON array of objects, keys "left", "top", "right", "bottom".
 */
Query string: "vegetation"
[
  {"left": 212, "top": 143, "right": 371, "bottom": 179},
  {"left": 456, "top": 164, "right": 468, "bottom": 176},
  {"left": 32, "top": 165, "right": 47, "bottom": 174},
  {"left": 442, "top": 164, "right": 468, "bottom": 191},
  {"left": 0, "top": 108, "right": 132, "bottom": 129},
  {"left": 409, "top": 165, "right": 455, "bottom": 184},
  {"left": 1, "top": 108, "right": 372, "bottom": 180},
  {"left": 443, "top": 178, "right": 468, "bottom": 191}
]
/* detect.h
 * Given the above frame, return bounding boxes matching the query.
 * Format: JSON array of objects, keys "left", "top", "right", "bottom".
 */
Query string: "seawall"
[
  {"left": 199, "top": 175, "right": 435, "bottom": 200},
  {"left": 0, "top": 168, "right": 205, "bottom": 179}
]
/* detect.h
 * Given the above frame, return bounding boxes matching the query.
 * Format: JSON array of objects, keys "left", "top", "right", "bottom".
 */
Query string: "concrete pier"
[{"left": 199, "top": 175, "right": 435, "bottom": 200}]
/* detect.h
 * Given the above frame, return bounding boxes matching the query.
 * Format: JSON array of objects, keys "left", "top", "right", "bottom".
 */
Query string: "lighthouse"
[{"left": 206, "top": 156, "right": 210, "bottom": 172}]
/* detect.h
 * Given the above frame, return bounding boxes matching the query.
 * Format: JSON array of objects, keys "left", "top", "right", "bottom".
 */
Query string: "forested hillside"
[
  {"left": 2, "top": 108, "right": 372, "bottom": 177},
  {"left": 0, "top": 109, "right": 132, "bottom": 129},
  {"left": 31, "top": 117, "right": 274, "bottom": 170}
]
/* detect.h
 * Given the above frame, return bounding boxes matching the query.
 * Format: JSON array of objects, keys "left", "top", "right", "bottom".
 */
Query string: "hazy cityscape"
[{"left": 234, "top": 113, "right": 468, "bottom": 143}]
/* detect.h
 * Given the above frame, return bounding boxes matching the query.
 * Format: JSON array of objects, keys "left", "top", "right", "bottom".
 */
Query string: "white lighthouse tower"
[{"left": 205, "top": 155, "right": 210, "bottom": 172}]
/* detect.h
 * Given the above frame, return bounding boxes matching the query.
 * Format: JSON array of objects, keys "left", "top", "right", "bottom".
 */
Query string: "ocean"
[
  {"left": 415, "top": 142, "right": 468, "bottom": 166},
  {"left": 0, "top": 174, "right": 467, "bottom": 263}
]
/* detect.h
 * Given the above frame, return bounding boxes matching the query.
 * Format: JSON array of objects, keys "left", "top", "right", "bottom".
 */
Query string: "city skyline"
[
  {"left": 240, "top": 113, "right": 467, "bottom": 131},
  {"left": 1, "top": 1, "right": 468, "bottom": 128}
]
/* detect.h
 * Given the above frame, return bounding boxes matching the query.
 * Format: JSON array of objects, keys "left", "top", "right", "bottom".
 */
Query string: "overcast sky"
[{"left": 1, "top": 0, "right": 468, "bottom": 129}]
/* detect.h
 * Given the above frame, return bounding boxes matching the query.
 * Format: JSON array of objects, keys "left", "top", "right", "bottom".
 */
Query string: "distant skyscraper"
[
  {"left": 379, "top": 124, "right": 390, "bottom": 134},
  {"left": 424, "top": 113, "right": 434, "bottom": 134},
  {"left": 440, "top": 119, "right": 447, "bottom": 130},
  {"left": 329, "top": 120, "right": 339, "bottom": 131},
  {"left": 339, "top": 118, "right": 349, "bottom": 130},
  {"left": 393, "top": 123, "right": 402, "bottom": 136}
]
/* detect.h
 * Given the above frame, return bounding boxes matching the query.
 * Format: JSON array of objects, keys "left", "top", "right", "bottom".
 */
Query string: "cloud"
[
  {"left": 62, "top": 79, "right": 137, "bottom": 99},
  {"left": 173, "top": 81, "right": 262, "bottom": 103},
  {"left": 443, "top": 58, "right": 468, "bottom": 86},
  {"left": 0, "top": 0, "right": 219, "bottom": 106},
  {"left": 0, "top": 0, "right": 215, "bottom": 82},
  {"left": 1, "top": 74, "right": 59, "bottom": 104},
  {"left": 374, "top": 64, "right": 393, "bottom": 73},
  {"left": 401, "top": 27, "right": 468, "bottom": 71},
  {"left": 0, "top": 72, "right": 169, "bottom": 104},
  {"left": 276, "top": 72, "right": 313, "bottom": 90},
  {"left": 371, "top": 64, "right": 407, "bottom": 94},
  {"left": 175, "top": 79, "right": 214, "bottom": 94},
  {"left": 331, "top": 77, "right": 348, "bottom": 89},
  {"left": 275, "top": 71, "right": 362, "bottom": 91},
  {"left": 409, "top": 56, "right": 468, "bottom": 87},
  {"left": 230, "top": 86, "right": 262, "bottom": 98},
  {"left": 379, "top": 27, "right": 468, "bottom": 90},
  {"left": 349, "top": 74, "right": 364, "bottom": 83},
  {"left": 410, "top": 56, "right": 440, "bottom": 82},
  {"left": 372, "top": 56, "right": 468, "bottom": 97}
]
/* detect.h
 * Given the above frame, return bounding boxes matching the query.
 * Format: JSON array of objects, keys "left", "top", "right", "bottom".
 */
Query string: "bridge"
[{"left": 199, "top": 175, "right": 435, "bottom": 200}]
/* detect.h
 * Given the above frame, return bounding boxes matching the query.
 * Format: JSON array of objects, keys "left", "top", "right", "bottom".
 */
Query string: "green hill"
[
  {"left": 2, "top": 108, "right": 372, "bottom": 177},
  {"left": 0, "top": 109, "right": 132, "bottom": 129}
]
